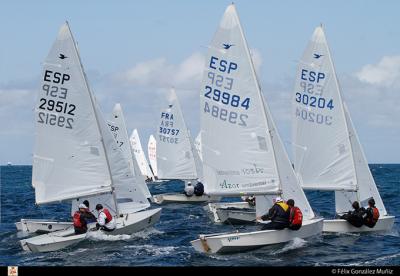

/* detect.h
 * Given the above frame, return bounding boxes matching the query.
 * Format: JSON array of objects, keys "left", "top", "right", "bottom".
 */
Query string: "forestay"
[
  {"left": 292, "top": 26, "right": 357, "bottom": 191},
  {"left": 33, "top": 22, "right": 112, "bottom": 204},
  {"left": 130, "top": 129, "right": 154, "bottom": 179},
  {"left": 107, "top": 104, "right": 152, "bottom": 204},
  {"left": 148, "top": 135, "right": 158, "bottom": 177},
  {"left": 200, "top": 5, "right": 280, "bottom": 196},
  {"left": 156, "top": 89, "right": 198, "bottom": 180}
]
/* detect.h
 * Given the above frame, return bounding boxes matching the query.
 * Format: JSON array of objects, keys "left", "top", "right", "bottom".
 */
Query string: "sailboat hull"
[
  {"left": 152, "top": 193, "right": 221, "bottom": 205},
  {"left": 20, "top": 208, "right": 162, "bottom": 253},
  {"left": 206, "top": 202, "right": 255, "bottom": 224},
  {"left": 15, "top": 219, "right": 72, "bottom": 234},
  {"left": 191, "top": 217, "right": 323, "bottom": 254},
  {"left": 323, "top": 215, "right": 395, "bottom": 233}
]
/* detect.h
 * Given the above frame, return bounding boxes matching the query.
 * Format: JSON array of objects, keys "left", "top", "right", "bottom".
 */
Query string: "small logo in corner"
[
  {"left": 8, "top": 266, "right": 18, "bottom": 276},
  {"left": 313, "top": 53, "right": 323, "bottom": 59},
  {"left": 223, "top": 43, "right": 234, "bottom": 50},
  {"left": 59, "top": 53, "right": 68, "bottom": 59}
]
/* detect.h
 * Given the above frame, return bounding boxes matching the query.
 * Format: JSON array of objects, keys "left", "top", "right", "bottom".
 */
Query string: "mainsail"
[
  {"left": 292, "top": 26, "right": 357, "bottom": 191},
  {"left": 156, "top": 89, "right": 198, "bottom": 180},
  {"left": 33, "top": 22, "right": 112, "bottom": 204}
]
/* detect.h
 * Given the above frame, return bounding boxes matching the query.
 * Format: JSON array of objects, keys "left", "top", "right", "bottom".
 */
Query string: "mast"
[
  {"left": 66, "top": 21, "right": 119, "bottom": 216},
  {"left": 322, "top": 26, "right": 359, "bottom": 198}
]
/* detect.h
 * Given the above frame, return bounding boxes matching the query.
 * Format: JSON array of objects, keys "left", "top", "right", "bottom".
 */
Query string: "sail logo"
[
  {"left": 313, "top": 53, "right": 323, "bottom": 59},
  {"left": 223, "top": 43, "right": 234, "bottom": 49},
  {"left": 242, "top": 164, "right": 265, "bottom": 175},
  {"left": 59, "top": 53, "right": 67, "bottom": 59},
  {"left": 220, "top": 180, "right": 240, "bottom": 189}
]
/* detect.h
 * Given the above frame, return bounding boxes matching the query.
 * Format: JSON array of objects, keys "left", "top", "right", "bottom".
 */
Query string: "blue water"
[{"left": 0, "top": 164, "right": 399, "bottom": 266}]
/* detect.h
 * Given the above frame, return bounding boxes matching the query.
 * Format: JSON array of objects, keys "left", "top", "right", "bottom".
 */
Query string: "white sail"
[
  {"left": 194, "top": 132, "right": 202, "bottom": 161},
  {"left": 107, "top": 104, "right": 152, "bottom": 203},
  {"left": 32, "top": 22, "right": 112, "bottom": 204},
  {"left": 292, "top": 26, "right": 357, "bottom": 191},
  {"left": 130, "top": 129, "right": 154, "bottom": 179},
  {"left": 156, "top": 89, "right": 198, "bottom": 180},
  {"left": 148, "top": 135, "right": 158, "bottom": 178},
  {"left": 200, "top": 5, "right": 280, "bottom": 196},
  {"left": 335, "top": 104, "right": 387, "bottom": 215}
]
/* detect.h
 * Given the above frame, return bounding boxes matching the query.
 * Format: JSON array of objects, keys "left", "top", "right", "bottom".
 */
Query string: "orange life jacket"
[
  {"left": 100, "top": 208, "right": 113, "bottom": 224},
  {"left": 73, "top": 211, "right": 82, "bottom": 228},
  {"left": 371, "top": 207, "right": 380, "bottom": 223},
  {"left": 289, "top": 206, "right": 303, "bottom": 226}
]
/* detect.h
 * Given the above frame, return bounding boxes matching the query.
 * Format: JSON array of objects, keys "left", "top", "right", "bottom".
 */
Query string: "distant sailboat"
[
  {"left": 292, "top": 26, "right": 394, "bottom": 233},
  {"left": 190, "top": 4, "right": 322, "bottom": 254},
  {"left": 152, "top": 88, "right": 219, "bottom": 204},
  {"left": 130, "top": 129, "right": 154, "bottom": 181},
  {"left": 147, "top": 134, "right": 158, "bottom": 179},
  {"left": 19, "top": 22, "right": 161, "bottom": 252}
]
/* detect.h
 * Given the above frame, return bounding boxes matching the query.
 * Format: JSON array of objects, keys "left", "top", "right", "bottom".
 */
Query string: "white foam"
[
  {"left": 130, "top": 227, "right": 164, "bottom": 240},
  {"left": 87, "top": 231, "right": 131, "bottom": 241},
  {"left": 124, "top": 244, "right": 178, "bottom": 256},
  {"left": 271, "top": 237, "right": 307, "bottom": 255}
]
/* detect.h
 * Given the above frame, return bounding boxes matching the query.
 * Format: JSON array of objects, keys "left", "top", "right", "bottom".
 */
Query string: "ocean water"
[{"left": 0, "top": 164, "right": 399, "bottom": 266}]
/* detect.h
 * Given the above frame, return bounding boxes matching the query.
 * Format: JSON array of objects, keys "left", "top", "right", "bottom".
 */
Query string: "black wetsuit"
[
  {"left": 364, "top": 207, "right": 378, "bottom": 228},
  {"left": 340, "top": 207, "right": 366, "bottom": 228}
]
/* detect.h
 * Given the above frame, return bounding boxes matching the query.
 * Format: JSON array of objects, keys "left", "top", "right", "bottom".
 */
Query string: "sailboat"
[
  {"left": 107, "top": 103, "right": 153, "bottom": 202},
  {"left": 147, "top": 134, "right": 159, "bottom": 180},
  {"left": 152, "top": 88, "right": 220, "bottom": 204},
  {"left": 190, "top": 4, "right": 323, "bottom": 254},
  {"left": 292, "top": 26, "right": 395, "bottom": 233},
  {"left": 19, "top": 22, "right": 161, "bottom": 252},
  {"left": 130, "top": 128, "right": 155, "bottom": 181}
]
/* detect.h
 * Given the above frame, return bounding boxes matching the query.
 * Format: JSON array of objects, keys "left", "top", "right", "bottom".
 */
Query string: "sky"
[{"left": 1, "top": 0, "right": 399, "bottom": 164}]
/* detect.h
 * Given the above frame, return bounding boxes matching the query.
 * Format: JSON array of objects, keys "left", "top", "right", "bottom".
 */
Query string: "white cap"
[
  {"left": 79, "top": 203, "right": 87, "bottom": 209},
  {"left": 274, "top": 196, "right": 283, "bottom": 203},
  {"left": 187, "top": 181, "right": 192, "bottom": 185}
]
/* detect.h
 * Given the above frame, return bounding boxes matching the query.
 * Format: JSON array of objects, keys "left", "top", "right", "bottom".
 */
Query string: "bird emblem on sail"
[
  {"left": 223, "top": 43, "right": 234, "bottom": 49},
  {"left": 313, "top": 53, "right": 323, "bottom": 59},
  {"left": 59, "top": 53, "right": 68, "bottom": 59},
  {"left": 168, "top": 104, "right": 173, "bottom": 108}
]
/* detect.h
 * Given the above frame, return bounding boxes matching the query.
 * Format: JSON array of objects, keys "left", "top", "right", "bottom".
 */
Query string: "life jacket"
[
  {"left": 276, "top": 201, "right": 289, "bottom": 212},
  {"left": 73, "top": 211, "right": 83, "bottom": 228},
  {"left": 370, "top": 207, "right": 380, "bottom": 223},
  {"left": 289, "top": 206, "right": 303, "bottom": 226},
  {"left": 100, "top": 208, "right": 113, "bottom": 224}
]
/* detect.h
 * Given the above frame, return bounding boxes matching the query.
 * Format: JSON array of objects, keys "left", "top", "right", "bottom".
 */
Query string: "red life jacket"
[
  {"left": 371, "top": 207, "right": 380, "bottom": 223},
  {"left": 100, "top": 208, "right": 113, "bottom": 224},
  {"left": 73, "top": 211, "right": 82, "bottom": 228},
  {"left": 290, "top": 206, "right": 303, "bottom": 226}
]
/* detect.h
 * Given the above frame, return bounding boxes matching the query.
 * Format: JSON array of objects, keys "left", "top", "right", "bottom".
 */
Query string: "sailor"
[
  {"left": 95, "top": 204, "right": 116, "bottom": 232},
  {"left": 241, "top": 195, "right": 256, "bottom": 207},
  {"left": 194, "top": 181, "right": 205, "bottom": 196},
  {"left": 73, "top": 204, "right": 90, "bottom": 234},
  {"left": 339, "top": 201, "right": 366, "bottom": 228},
  {"left": 363, "top": 197, "right": 380, "bottom": 228},
  {"left": 81, "top": 200, "right": 97, "bottom": 223},
  {"left": 257, "top": 196, "right": 290, "bottom": 230},
  {"left": 287, "top": 199, "right": 303, "bottom": 230},
  {"left": 184, "top": 181, "right": 195, "bottom": 197}
]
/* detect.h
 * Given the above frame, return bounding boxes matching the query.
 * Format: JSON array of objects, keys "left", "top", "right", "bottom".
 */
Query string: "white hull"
[
  {"left": 15, "top": 219, "right": 72, "bottom": 234},
  {"left": 21, "top": 208, "right": 162, "bottom": 253},
  {"left": 152, "top": 193, "right": 221, "bottom": 205},
  {"left": 323, "top": 215, "right": 395, "bottom": 233},
  {"left": 206, "top": 202, "right": 255, "bottom": 224},
  {"left": 191, "top": 218, "right": 323, "bottom": 254}
]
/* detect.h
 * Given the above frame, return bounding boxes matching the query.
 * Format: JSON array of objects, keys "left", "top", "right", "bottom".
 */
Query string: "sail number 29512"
[{"left": 37, "top": 70, "right": 74, "bottom": 129}]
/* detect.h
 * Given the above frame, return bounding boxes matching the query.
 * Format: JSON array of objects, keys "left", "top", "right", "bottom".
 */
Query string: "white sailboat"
[
  {"left": 191, "top": 4, "right": 323, "bottom": 254},
  {"left": 152, "top": 88, "right": 219, "bottom": 204},
  {"left": 19, "top": 22, "right": 161, "bottom": 252},
  {"left": 107, "top": 103, "right": 152, "bottom": 201},
  {"left": 292, "top": 26, "right": 394, "bottom": 233},
  {"left": 147, "top": 134, "right": 159, "bottom": 180},
  {"left": 130, "top": 128, "right": 155, "bottom": 181}
]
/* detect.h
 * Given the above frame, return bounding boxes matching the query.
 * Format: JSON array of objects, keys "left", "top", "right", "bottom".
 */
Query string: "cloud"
[{"left": 356, "top": 55, "right": 400, "bottom": 87}]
